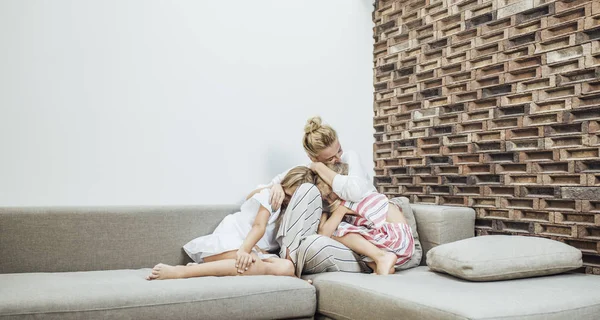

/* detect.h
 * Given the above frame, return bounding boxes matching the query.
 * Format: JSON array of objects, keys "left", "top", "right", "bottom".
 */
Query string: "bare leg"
[
  {"left": 333, "top": 233, "right": 396, "bottom": 275},
  {"left": 203, "top": 250, "right": 238, "bottom": 262},
  {"left": 147, "top": 252, "right": 268, "bottom": 280},
  {"left": 262, "top": 257, "right": 295, "bottom": 277}
]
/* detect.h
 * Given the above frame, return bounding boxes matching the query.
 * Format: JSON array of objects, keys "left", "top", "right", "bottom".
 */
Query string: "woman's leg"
[
  {"left": 276, "top": 183, "right": 323, "bottom": 275},
  {"left": 297, "top": 234, "right": 369, "bottom": 275},
  {"left": 333, "top": 233, "right": 396, "bottom": 275}
]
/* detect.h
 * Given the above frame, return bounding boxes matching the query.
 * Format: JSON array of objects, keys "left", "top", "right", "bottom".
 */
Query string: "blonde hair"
[
  {"left": 281, "top": 166, "right": 316, "bottom": 190},
  {"left": 303, "top": 116, "right": 338, "bottom": 159},
  {"left": 316, "top": 163, "right": 348, "bottom": 212},
  {"left": 279, "top": 166, "right": 317, "bottom": 211}
]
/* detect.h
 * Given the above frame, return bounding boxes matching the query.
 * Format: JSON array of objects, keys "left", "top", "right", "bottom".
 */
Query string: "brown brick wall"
[{"left": 372, "top": 0, "right": 600, "bottom": 274}]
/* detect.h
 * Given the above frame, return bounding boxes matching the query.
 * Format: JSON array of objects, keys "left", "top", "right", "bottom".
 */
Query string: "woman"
[
  {"left": 266, "top": 116, "right": 375, "bottom": 210},
  {"left": 263, "top": 116, "right": 377, "bottom": 275}
]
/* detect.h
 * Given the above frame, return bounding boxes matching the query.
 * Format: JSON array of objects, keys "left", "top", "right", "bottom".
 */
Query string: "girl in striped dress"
[{"left": 317, "top": 163, "right": 415, "bottom": 275}]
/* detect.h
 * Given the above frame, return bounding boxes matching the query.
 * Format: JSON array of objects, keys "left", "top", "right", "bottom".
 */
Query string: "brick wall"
[{"left": 372, "top": 0, "right": 600, "bottom": 274}]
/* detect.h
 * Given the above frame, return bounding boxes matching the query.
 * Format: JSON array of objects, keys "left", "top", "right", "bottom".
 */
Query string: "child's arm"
[
  {"left": 318, "top": 212, "right": 328, "bottom": 231},
  {"left": 236, "top": 205, "right": 270, "bottom": 273},
  {"left": 318, "top": 205, "right": 351, "bottom": 238}
]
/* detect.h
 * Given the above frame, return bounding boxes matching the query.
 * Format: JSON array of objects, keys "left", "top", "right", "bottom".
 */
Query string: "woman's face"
[{"left": 315, "top": 140, "right": 343, "bottom": 164}]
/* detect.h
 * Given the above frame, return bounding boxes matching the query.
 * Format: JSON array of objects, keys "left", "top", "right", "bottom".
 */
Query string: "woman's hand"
[
  {"left": 269, "top": 183, "right": 285, "bottom": 211},
  {"left": 309, "top": 162, "right": 323, "bottom": 171},
  {"left": 235, "top": 250, "right": 255, "bottom": 274}
]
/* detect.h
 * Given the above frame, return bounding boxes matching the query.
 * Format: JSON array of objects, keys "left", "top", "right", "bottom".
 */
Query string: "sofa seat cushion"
[
  {"left": 0, "top": 269, "right": 315, "bottom": 320},
  {"left": 306, "top": 266, "right": 600, "bottom": 320}
]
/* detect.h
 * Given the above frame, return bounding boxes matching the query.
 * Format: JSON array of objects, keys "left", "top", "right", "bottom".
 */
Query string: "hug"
[{"left": 147, "top": 116, "right": 420, "bottom": 281}]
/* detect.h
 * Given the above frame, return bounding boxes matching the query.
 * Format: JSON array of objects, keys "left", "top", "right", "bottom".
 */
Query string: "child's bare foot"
[
  {"left": 374, "top": 252, "right": 397, "bottom": 275},
  {"left": 146, "top": 263, "right": 186, "bottom": 280}
]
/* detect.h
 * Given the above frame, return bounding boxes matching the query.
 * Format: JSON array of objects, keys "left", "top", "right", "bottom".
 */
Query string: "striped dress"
[{"left": 333, "top": 192, "right": 415, "bottom": 267}]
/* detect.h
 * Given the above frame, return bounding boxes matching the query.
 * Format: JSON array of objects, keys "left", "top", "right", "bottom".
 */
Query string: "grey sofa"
[{"left": 2, "top": 203, "right": 600, "bottom": 320}]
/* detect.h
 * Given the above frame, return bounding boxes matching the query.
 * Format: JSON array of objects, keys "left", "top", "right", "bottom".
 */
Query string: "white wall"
[{"left": 0, "top": 0, "right": 375, "bottom": 206}]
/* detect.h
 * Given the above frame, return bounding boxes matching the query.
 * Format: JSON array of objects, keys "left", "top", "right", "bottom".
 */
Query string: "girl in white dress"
[{"left": 146, "top": 166, "right": 317, "bottom": 280}]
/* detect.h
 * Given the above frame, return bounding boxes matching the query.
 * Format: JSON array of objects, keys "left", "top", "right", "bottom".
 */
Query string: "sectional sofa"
[{"left": 2, "top": 202, "right": 600, "bottom": 319}]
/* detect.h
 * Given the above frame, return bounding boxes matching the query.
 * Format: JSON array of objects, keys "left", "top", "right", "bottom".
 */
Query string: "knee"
[
  {"left": 281, "top": 259, "right": 295, "bottom": 277},
  {"left": 300, "top": 235, "right": 330, "bottom": 256},
  {"left": 272, "top": 260, "right": 295, "bottom": 277},
  {"left": 293, "top": 183, "right": 322, "bottom": 201}
]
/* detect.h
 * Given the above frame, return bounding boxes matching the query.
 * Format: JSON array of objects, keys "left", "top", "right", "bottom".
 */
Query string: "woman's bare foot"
[
  {"left": 374, "top": 252, "right": 397, "bottom": 275},
  {"left": 146, "top": 263, "right": 187, "bottom": 280}
]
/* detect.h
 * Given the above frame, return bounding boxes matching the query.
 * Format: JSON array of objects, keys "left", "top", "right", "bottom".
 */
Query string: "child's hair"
[
  {"left": 279, "top": 166, "right": 317, "bottom": 212},
  {"left": 303, "top": 116, "right": 338, "bottom": 160},
  {"left": 316, "top": 163, "right": 348, "bottom": 212},
  {"left": 280, "top": 166, "right": 316, "bottom": 191}
]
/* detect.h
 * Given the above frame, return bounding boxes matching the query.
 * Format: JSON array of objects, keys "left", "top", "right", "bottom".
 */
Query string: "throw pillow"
[{"left": 426, "top": 235, "right": 582, "bottom": 281}]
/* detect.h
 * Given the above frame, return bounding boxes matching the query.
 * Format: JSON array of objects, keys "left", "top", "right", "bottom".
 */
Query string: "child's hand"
[
  {"left": 270, "top": 184, "right": 285, "bottom": 211},
  {"left": 235, "top": 250, "right": 255, "bottom": 273}
]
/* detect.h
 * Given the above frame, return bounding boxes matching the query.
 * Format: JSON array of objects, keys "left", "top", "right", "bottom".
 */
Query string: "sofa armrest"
[{"left": 409, "top": 204, "right": 475, "bottom": 265}]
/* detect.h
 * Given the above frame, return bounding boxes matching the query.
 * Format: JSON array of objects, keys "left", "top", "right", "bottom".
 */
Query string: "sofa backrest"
[
  {"left": 0, "top": 205, "right": 237, "bottom": 273},
  {"left": 0, "top": 203, "right": 476, "bottom": 273},
  {"left": 411, "top": 204, "right": 476, "bottom": 265}
]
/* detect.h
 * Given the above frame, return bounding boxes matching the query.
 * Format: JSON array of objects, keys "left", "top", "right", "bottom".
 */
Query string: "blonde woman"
[
  {"left": 263, "top": 116, "right": 377, "bottom": 275},
  {"left": 267, "top": 116, "right": 375, "bottom": 210},
  {"left": 146, "top": 167, "right": 319, "bottom": 280}
]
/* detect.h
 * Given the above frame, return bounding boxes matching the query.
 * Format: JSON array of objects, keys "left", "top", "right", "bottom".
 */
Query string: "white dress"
[{"left": 183, "top": 189, "right": 281, "bottom": 263}]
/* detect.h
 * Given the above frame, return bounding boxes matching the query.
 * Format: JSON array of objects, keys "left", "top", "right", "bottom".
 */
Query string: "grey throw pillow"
[
  {"left": 390, "top": 197, "right": 422, "bottom": 270},
  {"left": 426, "top": 235, "right": 582, "bottom": 281}
]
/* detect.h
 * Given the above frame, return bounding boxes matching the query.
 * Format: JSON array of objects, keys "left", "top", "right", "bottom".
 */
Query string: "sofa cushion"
[
  {"left": 410, "top": 204, "right": 476, "bottom": 265},
  {"left": 0, "top": 269, "right": 315, "bottom": 320},
  {"left": 390, "top": 197, "right": 422, "bottom": 270},
  {"left": 426, "top": 235, "right": 582, "bottom": 281},
  {"left": 306, "top": 266, "right": 600, "bottom": 320}
]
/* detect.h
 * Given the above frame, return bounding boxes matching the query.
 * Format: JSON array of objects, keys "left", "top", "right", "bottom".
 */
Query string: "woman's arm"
[
  {"left": 310, "top": 162, "right": 336, "bottom": 186},
  {"left": 318, "top": 205, "right": 351, "bottom": 238},
  {"left": 236, "top": 205, "right": 270, "bottom": 273},
  {"left": 331, "top": 150, "right": 375, "bottom": 202}
]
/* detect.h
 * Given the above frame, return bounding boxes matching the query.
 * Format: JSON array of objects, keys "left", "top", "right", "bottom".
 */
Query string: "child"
[
  {"left": 316, "top": 163, "right": 415, "bottom": 275},
  {"left": 147, "top": 166, "right": 317, "bottom": 280}
]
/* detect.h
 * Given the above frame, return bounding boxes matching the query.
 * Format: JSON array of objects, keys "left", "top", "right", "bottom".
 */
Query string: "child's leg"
[
  {"left": 147, "top": 252, "right": 269, "bottom": 280},
  {"left": 262, "top": 258, "right": 295, "bottom": 277},
  {"left": 333, "top": 233, "right": 396, "bottom": 275}
]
